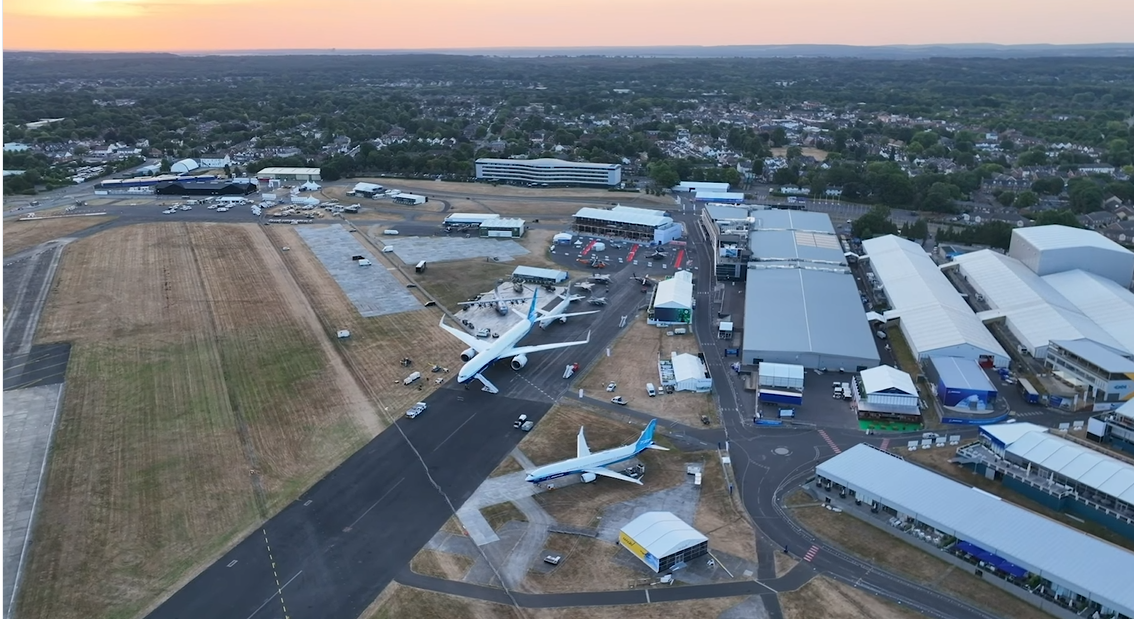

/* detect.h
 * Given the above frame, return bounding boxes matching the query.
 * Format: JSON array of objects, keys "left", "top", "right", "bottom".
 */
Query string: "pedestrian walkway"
[
  {"left": 880, "top": 438, "right": 890, "bottom": 450},
  {"left": 817, "top": 429, "right": 842, "bottom": 454},
  {"left": 803, "top": 545, "right": 820, "bottom": 563}
]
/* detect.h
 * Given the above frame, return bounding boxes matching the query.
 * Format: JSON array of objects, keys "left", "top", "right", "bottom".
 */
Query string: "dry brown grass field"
[
  {"left": 781, "top": 576, "right": 924, "bottom": 619},
  {"left": 578, "top": 318, "right": 714, "bottom": 426},
  {"left": 2, "top": 216, "right": 116, "bottom": 256},
  {"left": 408, "top": 549, "right": 475, "bottom": 581},
  {"left": 694, "top": 454, "right": 757, "bottom": 561},
  {"left": 18, "top": 222, "right": 382, "bottom": 619},
  {"left": 524, "top": 534, "right": 645, "bottom": 593},
  {"left": 264, "top": 225, "right": 467, "bottom": 419}
]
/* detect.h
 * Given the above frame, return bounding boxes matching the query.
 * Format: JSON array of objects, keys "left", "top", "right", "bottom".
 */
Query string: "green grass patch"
[{"left": 858, "top": 420, "right": 922, "bottom": 433}]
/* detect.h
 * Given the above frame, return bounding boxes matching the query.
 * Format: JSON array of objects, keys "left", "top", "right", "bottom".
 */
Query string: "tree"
[
  {"left": 647, "top": 162, "right": 679, "bottom": 190},
  {"left": 771, "top": 127, "right": 788, "bottom": 148},
  {"left": 1031, "top": 209, "right": 1082, "bottom": 228},
  {"left": 851, "top": 205, "right": 899, "bottom": 240},
  {"left": 996, "top": 191, "right": 1016, "bottom": 207},
  {"left": 786, "top": 145, "right": 803, "bottom": 159},
  {"left": 1014, "top": 190, "right": 1038, "bottom": 208},
  {"left": 1068, "top": 180, "right": 1104, "bottom": 213},
  {"left": 1105, "top": 181, "right": 1134, "bottom": 202},
  {"left": 1031, "top": 177, "right": 1065, "bottom": 195},
  {"left": 160, "top": 158, "right": 172, "bottom": 173}
]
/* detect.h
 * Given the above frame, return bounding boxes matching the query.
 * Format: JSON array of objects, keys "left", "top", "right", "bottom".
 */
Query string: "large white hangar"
[
  {"left": 1009, "top": 225, "right": 1134, "bottom": 287},
  {"left": 1043, "top": 270, "right": 1134, "bottom": 355},
  {"left": 862, "top": 235, "right": 1009, "bottom": 368},
  {"left": 743, "top": 210, "right": 879, "bottom": 370},
  {"left": 951, "top": 250, "right": 1123, "bottom": 359}
]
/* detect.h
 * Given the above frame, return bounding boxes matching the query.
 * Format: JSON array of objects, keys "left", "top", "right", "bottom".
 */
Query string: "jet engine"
[
  {"left": 580, "top": 472, "right": 597, "bottom": 483},
  {"left": 460, "top": 348, "right": 476, "bottom": 362},
  {"left": 510, "top": 354, "right": 529, "bottom": 370}
]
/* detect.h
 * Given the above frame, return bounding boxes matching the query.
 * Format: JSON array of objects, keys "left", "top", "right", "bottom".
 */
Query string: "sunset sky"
[{"left": 4, "top": 0, "right": 1133, "bottom": 52}]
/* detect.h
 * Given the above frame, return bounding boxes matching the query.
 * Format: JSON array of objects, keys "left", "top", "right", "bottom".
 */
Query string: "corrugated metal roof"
[
  {"left": 1013, "top": 225, "right": 1129, "bottom": 253},
  {"left": 859, "top": 365, "right": 916, "bottom": 396},
  {"left": 743, "top": 266, "right": 879, "bottom": 366},
  {"left": 1049, "top": 339, "right": 1134, "bottom": 373},
  {"left": 620, "top": 511, "right": 707, "bottom": 558},
  {"left": 654, "top": 270, "right": 693, "bottom": 309},
  {"left": 953, "top": 250, "right": 1122, "bottom": 353},
  {"left": 695, "top": 191, "right": 745, "bottom": 200},
  {"left": 862, "top": 236, "right": 1007, "bottom": 363},
  {"left": 573, "top": 206, "right": 672, "bottom": 228},
  {"left": 1005, "top": 432, "right": 1134, "bottom": 505},
  {"left": 928, "top": 356, "right": 995, "bottom": 392},
  {"left": 1043, "top": 270, "right": 1134, "bottom": 355},
  {"left": 445, "top": 213, "right": 500, "bottom": 224},
  {"left": 704, "top": 204, "right": 750, "bottom": 221},
  {"left": 480, "top": 218, "right": 525, "bottom": 228},
  {"left": 817, "top": 444, "right": 1134, "bottom": 616},
  {"left": 257, "top": 167, "right": 320, "bottom": 175}
]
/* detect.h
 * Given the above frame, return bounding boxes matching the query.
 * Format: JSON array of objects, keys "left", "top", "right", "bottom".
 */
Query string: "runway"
[{"left": 145, "top": 390, "right": 550, "bottom": 619}]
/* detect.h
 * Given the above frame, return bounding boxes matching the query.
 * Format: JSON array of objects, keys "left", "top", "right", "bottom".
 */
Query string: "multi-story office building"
[{"left": 475, "top": 158, "right": 621, "bottom": 187}]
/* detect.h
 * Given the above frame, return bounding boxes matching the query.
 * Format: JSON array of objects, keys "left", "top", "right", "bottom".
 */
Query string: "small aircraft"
[
  {"left": 457, "top": 282, "right": 525, "bottom": 316},
  {"left": 439, "top": 289, "right": 593, "bottom": 394},
  {"left": 574, "top": 281, "right": 597, "bottom": 291},
  {"left": 588, "top": 297, "right": 608, "bottom": 306},
  {"left": 591, "top": 274, "right": 612, "bottom": 283},
  {"left": 525, "top": 419, "right": 669, "bottom": 485},
  {"left": 648, "top": 250, "right": 667, "bottom": 261},
  {"left": 632, "top": 274, "right": 654, "bottom": 287}
]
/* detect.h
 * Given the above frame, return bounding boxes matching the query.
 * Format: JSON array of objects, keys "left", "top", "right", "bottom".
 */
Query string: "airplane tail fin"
[
  {"left": 635, "top": 419, "right": 659, "bottom": 452},
  {"left": 527, "top": 288, "right": 539, "bottom": 323}
]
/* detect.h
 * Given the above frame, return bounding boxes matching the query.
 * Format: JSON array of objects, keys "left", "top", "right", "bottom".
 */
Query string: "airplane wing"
[
  {"left": 438, "top": 318, "right": 491, "bottom": 353},
  {"left": 576, "top": 426, "right": 591, "bottom": 458},
  {"left": 583, "top": 467, "right": 643, "bottom": 485},
  {"left": 553, "top": 310, "right": 600, "bottom": 320},
  {"left": 506, "top": 331, "right": 590, "bottom": 357}
]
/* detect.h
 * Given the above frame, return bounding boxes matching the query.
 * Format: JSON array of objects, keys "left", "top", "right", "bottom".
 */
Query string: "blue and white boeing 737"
[
  {"left": 439, "top": 289, "right": 595, "bottom": 394},
  {"left": 525, "top": 419, "right": 669, "bottom": 485}
]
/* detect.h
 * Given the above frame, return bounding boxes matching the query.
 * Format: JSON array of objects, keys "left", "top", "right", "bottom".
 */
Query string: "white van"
[
  {"left": 646, "top": 383, "right": 657, "bottom": 397},
  {"left": 383, "top": 229, "right": 400, "bottom": 236}
]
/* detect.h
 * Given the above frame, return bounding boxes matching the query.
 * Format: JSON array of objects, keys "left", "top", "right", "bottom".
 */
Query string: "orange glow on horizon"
[{"left": 4, "top": 0, "right": 1133, "bottom": 52}]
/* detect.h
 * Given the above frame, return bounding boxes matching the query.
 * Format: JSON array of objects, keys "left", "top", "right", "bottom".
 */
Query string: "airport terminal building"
[{"left": 475, "top": 158, "right": 622, "bottom": 187}]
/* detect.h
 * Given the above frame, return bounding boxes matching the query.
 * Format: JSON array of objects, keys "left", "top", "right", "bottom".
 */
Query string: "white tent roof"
[
  {"left": 818, "top": 444, "right": 1134, "bottom": 617},
  {"left": 1013, "top": 225, "right": 1129, "bottom": 253},
  {"left": 862, "top": 236, "right": 1007, "bottom": 362},
  {"left": 1118, "top": 399, "right": 1134, "bottom": 422},
  {"left": 953, "top": 250, "right": 1121, "bottom": 353},
  {"left": 859, "top": 365, "right": 916, "bottom": 396},
  {"left": 299, "top": 181, "right": 320, "bottom": 190},
  {"left": 620, "top": 511, "right": 707, "bottom": 558},
  {"left": 979, "top": 422, "right": 1050, "bottom": 447},
  {"left": 352, "top": 182, "right": 383, "bottom": 192},
  {"left": 1043, "top": 270, "right": 1134, "bottom": 354},
  {"left": 573, "top": 205, "right": 671, "bottom": 228},
  {"left": 654, "top": 271, "right": 693, "bottom": 310},
  {"left": 758, "top": 362, "right": 804, "bottom": 382},
  {"left": 1005, "top": 431, "right": 1134, "bottom": 505},
  {"left": 671, "top": 352, "right": 706, "bottom": 383}
]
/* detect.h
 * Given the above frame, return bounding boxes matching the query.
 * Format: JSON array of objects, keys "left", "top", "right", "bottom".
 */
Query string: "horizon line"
[{"left": 6, "top": 42, "right": 1134, "bottom": 55}]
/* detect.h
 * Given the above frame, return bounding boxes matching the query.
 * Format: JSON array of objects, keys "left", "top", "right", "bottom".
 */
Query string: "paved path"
[{"left": 500, "top": 496, "right": 553, "bottom": 587}]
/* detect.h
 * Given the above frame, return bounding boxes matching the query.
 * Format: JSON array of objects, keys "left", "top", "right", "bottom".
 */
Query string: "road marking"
[
  {"left": 880, "top": 438, "right": 890, "bottom": 450},
  {"left": 227, "top": 560, "right": 238, "bottom": 568},
  {"left": 244, "top": 569, "right": 303, "bottom": 619},
  {"left": 257, "top": 529, "right": 293, "bottom": 619},
  {"left": 345, "top": 477, "right": 405, "bottom": 531},
  {"left": 644, "top": 589, "right": 651, "bottom": 603},
  {"left": 818, "top": 429, "right": 842, "bottom": 454},
  {"left": 303, "top": 499, "right": 313, "bottom": 506},
  {"left": 803, "top": 545, "right": 820, "bottom": 562}
]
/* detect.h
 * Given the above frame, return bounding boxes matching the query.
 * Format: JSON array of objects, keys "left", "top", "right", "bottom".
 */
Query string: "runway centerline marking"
[
  {"left": 244, "top": 568, "right": 303, "bottom": 619},
  {"left": 345, "top": 477, "right": 405, "bottom": 531}
]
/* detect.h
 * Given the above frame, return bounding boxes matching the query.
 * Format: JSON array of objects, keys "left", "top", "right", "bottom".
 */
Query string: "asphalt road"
[{"left": 145, "top": 390, "right": 551, "bottom": 619}]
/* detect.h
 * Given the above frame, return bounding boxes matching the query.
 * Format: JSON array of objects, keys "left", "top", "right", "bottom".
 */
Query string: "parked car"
[
  {"left": 611, "top": 396, "right": 628, "bottom": 406},
  {"left": 405, "top": 402, "right": 427, "bottom": 419}
]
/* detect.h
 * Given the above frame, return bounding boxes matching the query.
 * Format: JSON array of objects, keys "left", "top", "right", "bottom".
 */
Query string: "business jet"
[
  {"left": 536, "top": 293, "right": 598, "bottom": 329},
  {"left": 439, "top": 289, "right": 593, "bottom": 393},
  {"left": 525, "top": 419, "right": 668, "bottom": 485}
]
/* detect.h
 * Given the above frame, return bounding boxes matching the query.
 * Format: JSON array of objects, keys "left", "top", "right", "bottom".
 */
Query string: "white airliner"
[
  {"left": 537, "top": 293, "right": 597, "bottom": 329},
  {"left": 439, "top": 289, "right": 595, "bottom": 393},
  {"left": 525, "top": 419, "right": 668, "bottom": 485}
]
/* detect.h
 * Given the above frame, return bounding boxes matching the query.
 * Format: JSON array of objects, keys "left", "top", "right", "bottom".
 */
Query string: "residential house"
[
  {"left": 199, "top": 154, "right": 232, "bottom": 168},
  {"left": 1101, "top": 221, "right": 1134, "bottom": 246}
]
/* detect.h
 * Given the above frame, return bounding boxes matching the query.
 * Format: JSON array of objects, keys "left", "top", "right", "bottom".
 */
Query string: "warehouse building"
[
  {"left": 952, "top": 250, "right": 1122, "bottom": 359},
  {"left": 700, "top": 204, "right": 752, "bottom": 281},
  {"left": 1087, "top": 400, "right": 1134, "bottom": 455},
  {"left": 674, "top": 181, "right": 730, "bottom": 193},
  {"left": 1043, "top": 270, "right": 1134, "bottom": 355},
  {"left": 1045, "top": 339, "right": 1134, "bottom": 404},
  {"left": 694, "top": 190, "right": 745, "bottom": 204},
  {"left": 445, "top": 213, "right": 500, "bottom": 227},
  {"left": 815, "top": 444, "right": 1134, "bottom": 619},
  {"left": 154, "top": 182, "right": 257, "bottom": 197},
  {"left": 170, "top": 158, "right": 200, "bottom": 174},
  {"left": 648, "top": 270, "right": 693, "bottom": 326},
  {"left": 255, "top": 167, "right": 321, "bottom": 182},
  {"left": 757, "top": 362, "right": 804, "bottom": 405},
  {"left": 1009, "top": 225, "right": 1134, "bottom": 287},
  {"left": 392, "top": 193, "right": 427, "bottom": 206},
  {"left": 659, "top": 352, "right": 713, "bottom": 393},
  {"left": 511, "top": 265, "right": 568, "bottom": 285},
  {"left": 743, "top": 211, "right": 879, "bottom": 370},
  {"left": 854, "top": 365, "right": 921, "bottom": 423},
  {"left": 862, "top": 235, "right": 1009, "bottom": 368},
  {"left": 926, "top": 356, "right": 997, "bottom": 408},
  {"left": 479, "top": 217, "right": 525, "bottom": 238},
  {"left": 618, "top": 512, "right": 708, "bottom": 573},
  {"left": 475, "top": 157, "right": 621, "bottom": 187},
  {"left": 572, "top": 206, "right": 682, "bottom": 244}
]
